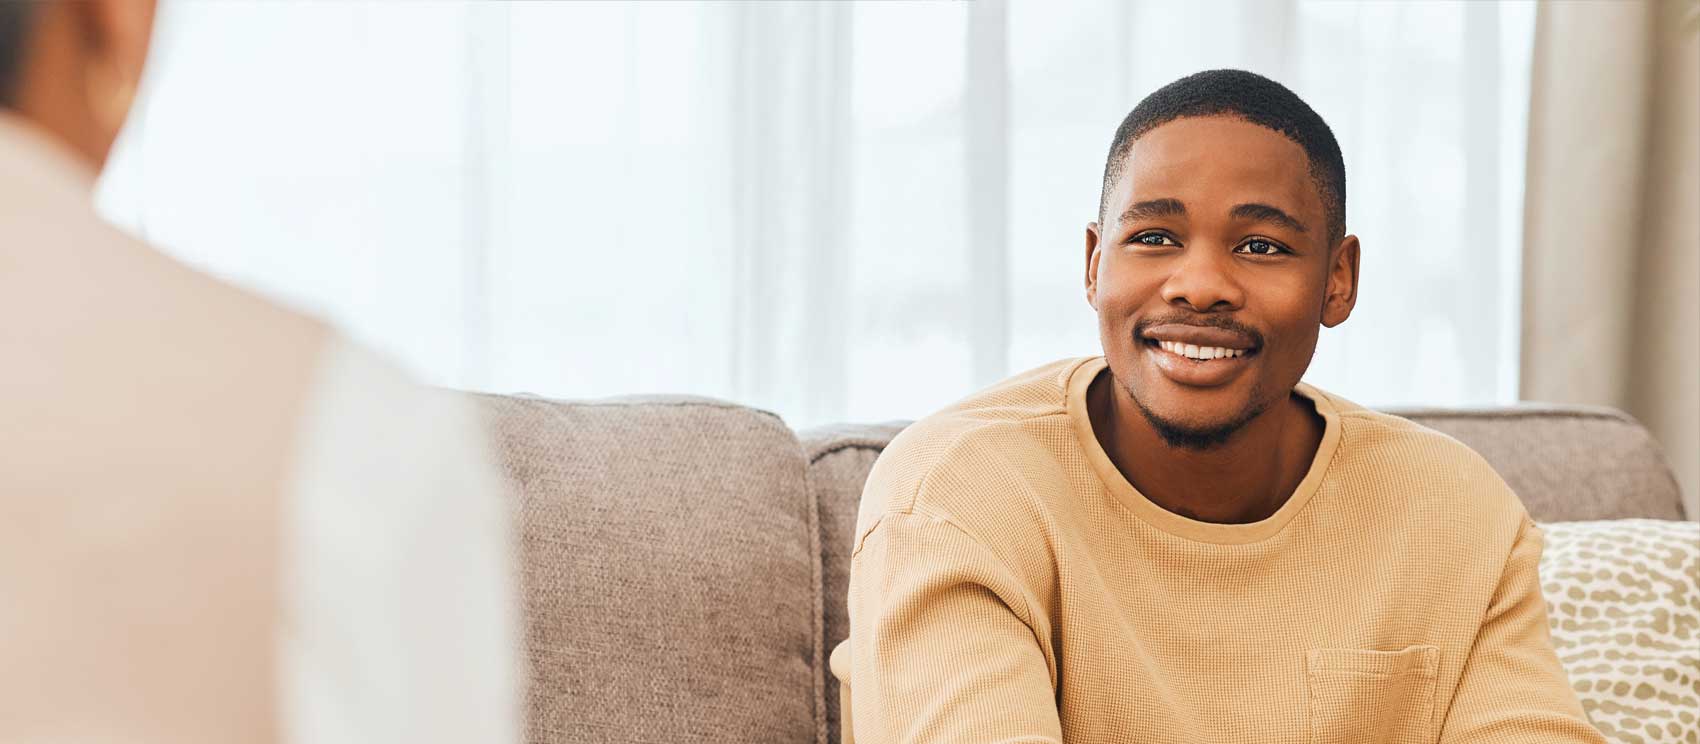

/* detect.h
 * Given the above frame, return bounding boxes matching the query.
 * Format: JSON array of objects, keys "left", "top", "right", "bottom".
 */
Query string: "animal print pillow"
[{"left": 1540, "top": 519, "right": 1700, "bottom": 743}]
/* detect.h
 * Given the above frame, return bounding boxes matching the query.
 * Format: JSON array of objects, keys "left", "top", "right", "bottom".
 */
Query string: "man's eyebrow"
[
  {"left": 1118, "top": 198, "right": 1187, "bottom": 225},
  {"left": 1231, "top": 203, "right": 1308, "bottom": 234}
]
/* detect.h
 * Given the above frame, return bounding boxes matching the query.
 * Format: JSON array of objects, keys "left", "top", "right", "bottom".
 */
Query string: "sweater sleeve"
[
  {"left": 847, "top": 511, "right": 1062, "bottom": 744},
  {"left": 1437, "top": 517, "right": 1605, "bottom": 743}
]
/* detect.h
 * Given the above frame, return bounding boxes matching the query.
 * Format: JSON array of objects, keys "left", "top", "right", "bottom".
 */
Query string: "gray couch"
[{"left": 472, "top": 393, "right": 1687, "bottom": 744}]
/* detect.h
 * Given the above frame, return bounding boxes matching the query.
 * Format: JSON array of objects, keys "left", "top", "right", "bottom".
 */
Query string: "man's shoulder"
[
  {"left": 1315, "top": 387, "right": 1527, "bottom": 525},
  {"left": 936, "top": 356, "right": 1091, "bottom": 421},
  {"left": 855, "top": 358, "right": 1090, "bottom": 529}
]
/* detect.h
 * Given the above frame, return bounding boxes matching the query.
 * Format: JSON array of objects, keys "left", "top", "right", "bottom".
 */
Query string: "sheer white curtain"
[{"left": 99, "top": 0, "right": 1535, "bottom": 430}]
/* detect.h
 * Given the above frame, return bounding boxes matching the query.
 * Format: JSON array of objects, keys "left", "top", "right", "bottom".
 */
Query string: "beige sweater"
[{"left": 836, "top": 356, "right": 1601, "bottom": 743}]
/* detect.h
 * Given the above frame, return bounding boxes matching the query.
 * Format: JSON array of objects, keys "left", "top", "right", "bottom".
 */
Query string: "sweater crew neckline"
[{"left": 1064, "top": 356, "right": 1343, "bottom": 546}]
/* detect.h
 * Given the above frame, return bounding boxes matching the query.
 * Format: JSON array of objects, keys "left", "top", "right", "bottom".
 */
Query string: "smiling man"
[{"left": 834, "top": 70, "right": 1602, "bottom": 743}]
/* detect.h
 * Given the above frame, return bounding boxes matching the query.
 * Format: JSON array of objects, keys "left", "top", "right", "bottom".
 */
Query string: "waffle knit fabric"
[{"left": 840, "top": 356, "right": 1604, "bottom": 743}]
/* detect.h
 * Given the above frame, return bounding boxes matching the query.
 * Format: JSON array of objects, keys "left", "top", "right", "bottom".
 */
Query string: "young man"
[{"left": 835, "top": 70, "right": 1601, "bottom": 742}]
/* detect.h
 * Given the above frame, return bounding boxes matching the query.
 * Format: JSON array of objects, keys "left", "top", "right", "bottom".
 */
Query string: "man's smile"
[
  {"left": 1138, "top": 325, "right": 1261, "bottom": 387},
  {"left": 1152, "top": 339, "right": 1249, "bottom": 359}
]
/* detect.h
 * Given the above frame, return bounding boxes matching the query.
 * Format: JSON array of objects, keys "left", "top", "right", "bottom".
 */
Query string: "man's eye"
[
  {"left": 1235, "top": 238, "right": 1286, "bottom": 255},
  {"left": 1133, "top": 233, "right": 1177, "bottom": 246}
]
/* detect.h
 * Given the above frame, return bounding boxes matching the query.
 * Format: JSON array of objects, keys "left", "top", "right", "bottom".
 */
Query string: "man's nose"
[{"left": 1158, "top": 247, "right": 1245, "bottom": 313}]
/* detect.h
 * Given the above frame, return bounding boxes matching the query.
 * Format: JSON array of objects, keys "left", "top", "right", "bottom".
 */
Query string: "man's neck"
[{"left": 1087, "top": 372, "right": 1325, "bottom": 525}]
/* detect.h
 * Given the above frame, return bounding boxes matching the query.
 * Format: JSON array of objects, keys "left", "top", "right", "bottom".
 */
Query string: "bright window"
[{"left": 100, "top": 0, "right": 1536, "bottom": 429}]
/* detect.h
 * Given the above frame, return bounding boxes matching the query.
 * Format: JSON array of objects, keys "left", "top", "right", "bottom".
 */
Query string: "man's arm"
[
  {"left": 1437, "top": 517, "right": 1604, "bottom": 742},
  {"left": 847, "top": 510, "right": 1061, "bottom": 744}
]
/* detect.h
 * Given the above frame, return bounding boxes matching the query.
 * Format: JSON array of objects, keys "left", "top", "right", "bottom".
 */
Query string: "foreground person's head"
[
  {"left": 1085, "top": 69, "right": 1361, "bottom": 449},
  {"left": 0, "top": 0, "right": 158, "bottom": 169}
]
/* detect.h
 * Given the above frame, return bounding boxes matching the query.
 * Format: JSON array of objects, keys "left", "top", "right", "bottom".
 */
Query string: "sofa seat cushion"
[{"left": 1540, "top": 519, "right": 1700, "bottom": 742}]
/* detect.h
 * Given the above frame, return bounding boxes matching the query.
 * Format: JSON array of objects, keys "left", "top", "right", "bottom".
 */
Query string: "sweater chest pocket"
[{"left": 1307, "top": 645, "right": 1440, "bottom": 744}]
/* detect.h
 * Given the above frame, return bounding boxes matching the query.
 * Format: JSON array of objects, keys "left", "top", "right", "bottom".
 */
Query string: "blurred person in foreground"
[
  {"left": 0, "top": 2, "right": 518, "bottom": 742},
  {"left": 832, "top": 69, "right": 1601, "bottom": 742}
]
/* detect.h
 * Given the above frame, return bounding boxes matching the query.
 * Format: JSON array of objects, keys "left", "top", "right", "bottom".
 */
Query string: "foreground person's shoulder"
[
  {"left": 285, "top": 338, "right": 519, "bottom": 744},
  {"left": 295, "top": 337, "right": 502, "bottom": 492}
]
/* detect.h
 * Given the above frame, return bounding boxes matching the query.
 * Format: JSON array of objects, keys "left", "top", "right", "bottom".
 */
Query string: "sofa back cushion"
[
  {"left": 800, "top": 406, "right": 1685, "bottom": 743},
  {"left": 476, "top": 394, "right": 824, "bottom": 744},
  {"left": 1385, "top": 406, "right": 1685, "bottom": 522},
  {"left": 800, "top": 424, "right": 904, "bottom": 740}
]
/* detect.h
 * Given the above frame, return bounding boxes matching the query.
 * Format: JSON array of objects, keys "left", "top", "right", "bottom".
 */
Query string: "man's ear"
[
  {"left": 1321, "top": 234, "right": 1360, "bottom": 328},
  {"left": 1085, "top": 222, "right": 1103, "bottom": 310}
]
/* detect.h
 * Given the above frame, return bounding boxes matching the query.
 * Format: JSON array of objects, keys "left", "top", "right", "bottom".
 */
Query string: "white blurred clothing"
[{"left": 0, "top": 113, "right": 519, "bottom": 744}]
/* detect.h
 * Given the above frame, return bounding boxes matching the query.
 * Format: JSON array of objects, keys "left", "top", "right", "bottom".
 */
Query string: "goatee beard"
[{"left": 1131, "top": 391, "right": 1272, "bottom": 451}]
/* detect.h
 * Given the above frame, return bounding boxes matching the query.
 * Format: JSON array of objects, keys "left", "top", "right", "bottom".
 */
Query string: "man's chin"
[
  {"left": 1131, "top": 395, "right": 1266, "bottom": 451},
  {"left": 1105, "top": 350, "right": 1277, "bottom": 450}
]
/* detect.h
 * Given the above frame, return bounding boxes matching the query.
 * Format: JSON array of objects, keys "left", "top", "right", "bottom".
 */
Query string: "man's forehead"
[{"left": 1112, "top": 116, "right": 1322, "bottom": 223}]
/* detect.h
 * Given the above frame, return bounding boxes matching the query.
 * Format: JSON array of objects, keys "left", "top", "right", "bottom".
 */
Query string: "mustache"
[{"left": 1133, "top": 314, "right": 1265, "bottom": 348}]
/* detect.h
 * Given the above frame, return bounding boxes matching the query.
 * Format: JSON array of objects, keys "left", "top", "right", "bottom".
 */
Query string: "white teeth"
[{"left": 1156, "top": 341, "right": 1246, "bottom": 360}]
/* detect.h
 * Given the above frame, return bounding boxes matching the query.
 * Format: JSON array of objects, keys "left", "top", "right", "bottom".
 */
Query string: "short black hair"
[
  {"left": 1099, "top": 69, "right": 1346, "bottom": 242},
  {"left": 0, "top": 2, "right": 38, "bottom": 107}
]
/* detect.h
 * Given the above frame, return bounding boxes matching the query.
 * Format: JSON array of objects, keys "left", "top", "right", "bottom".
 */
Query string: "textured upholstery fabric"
[
  {"left": 1388, "top": 406, "right": 1686, "bottom": 523},
  {"left": 473, "top": 394, "right": 824, "bottom": 744},
  {"left": 463, "top": 387, "right": 1679, "bottom": 744},
  {"left": 1540, "top": 520, "right": 1700, "bottom": 743},
  {"left": 802, "top": 424, "right": 907, "bottom": 741},
  {"left": 799, "top": 407, "right": 1684, "bottom": 743}
]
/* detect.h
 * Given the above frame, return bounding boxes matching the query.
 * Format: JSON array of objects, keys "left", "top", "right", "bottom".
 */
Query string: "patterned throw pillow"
[{"left": 1540, "top": 519, "right": 1700, "bottom": 743}]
